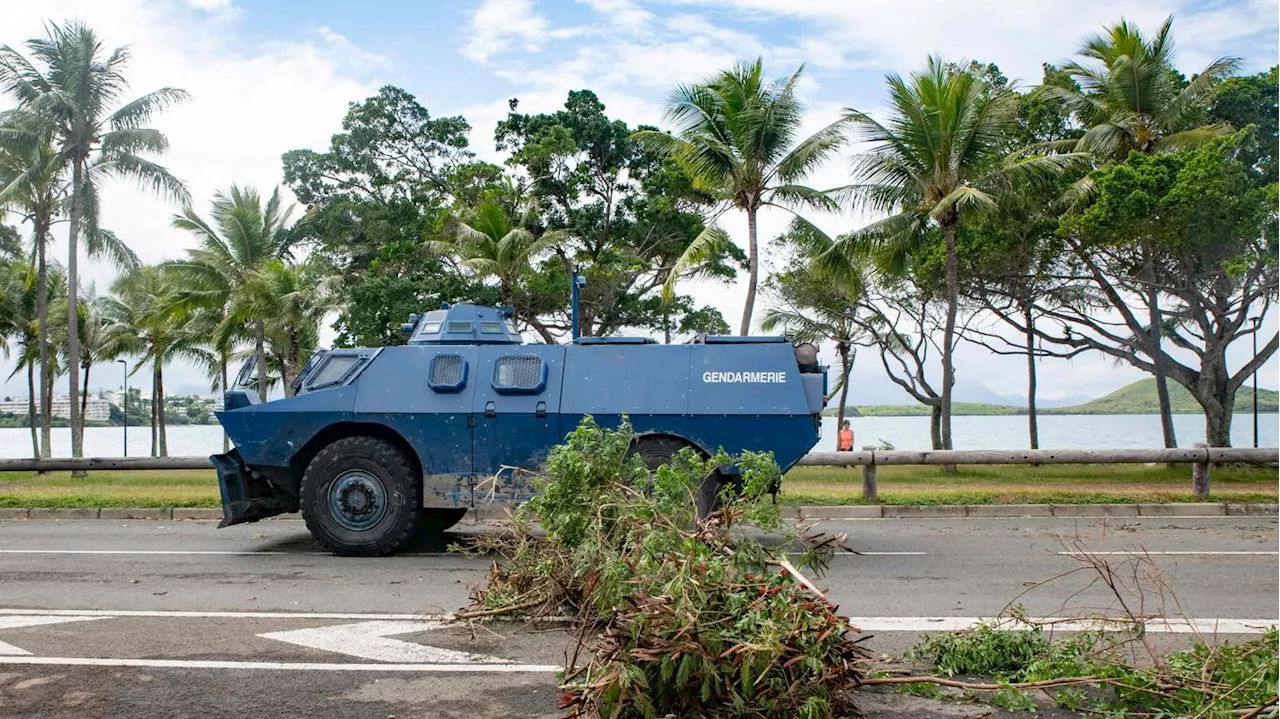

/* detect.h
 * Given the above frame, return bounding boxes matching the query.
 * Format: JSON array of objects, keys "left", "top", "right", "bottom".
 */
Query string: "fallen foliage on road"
[
  {"left": 455, "top": 418, "right": 872, "bottom": 719},
  {"left": 881, "top": 539, "right": 1280, "bottom": 717}
]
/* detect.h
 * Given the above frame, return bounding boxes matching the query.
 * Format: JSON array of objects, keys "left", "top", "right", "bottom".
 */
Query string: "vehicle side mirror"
[{"left": 234, "top": 355, "right": 260, "bottom": 389}]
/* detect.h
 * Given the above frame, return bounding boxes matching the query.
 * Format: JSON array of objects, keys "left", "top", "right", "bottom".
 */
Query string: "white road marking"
[
  {"left": 0, "top": 608, "right": 452, "bottom": 620},
  {"left": 1059, "top": 551, "right": 1278, "bottom": 556},
  {"left": 837, "top": 551, "right": 927, "bottom": 556},
  {"left": 0, "top": 550, "right": 326, "bottom": 556},
  {"left": 258, "top": 621, "right": 505, "bottom": 664},
  {"left": 846, "top": 617, "right": 1276, "bottom": 634},
  {"left": 0, "top": 656, "right": 561, "bottom": 672},
  {"left": 0, "top": 616, "right": 106, "bottom": 655}
]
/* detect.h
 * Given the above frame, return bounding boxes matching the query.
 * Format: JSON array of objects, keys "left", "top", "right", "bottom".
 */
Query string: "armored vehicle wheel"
[
  {"left": 300, "top": 436, "right": 422, "bottom": 556},
  {"left": 629, "top": 435, "right": 724, "bottom": 519},
  {"left": 422, "top": 508, "right": 467, "bottom": 534}
]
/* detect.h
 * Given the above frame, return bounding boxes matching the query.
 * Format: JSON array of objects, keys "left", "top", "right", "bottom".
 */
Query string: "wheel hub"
[{"left": 329, "top": 470, "right": 388, "bottom": 531}]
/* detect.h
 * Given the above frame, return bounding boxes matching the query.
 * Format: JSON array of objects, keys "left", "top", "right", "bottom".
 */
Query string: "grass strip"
[{"left": 0, "top": 465, "right": 1275, "bottom": 509}]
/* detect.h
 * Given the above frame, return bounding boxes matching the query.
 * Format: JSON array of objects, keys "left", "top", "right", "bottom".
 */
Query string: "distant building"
[{"left": 0, "top": 395, "right": 112, "bottom": 421}]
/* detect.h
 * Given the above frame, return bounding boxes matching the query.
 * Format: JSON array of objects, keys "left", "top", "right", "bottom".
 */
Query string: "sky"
[{"left": 1, "top": 0, "right": 1277, "bottom": 403}]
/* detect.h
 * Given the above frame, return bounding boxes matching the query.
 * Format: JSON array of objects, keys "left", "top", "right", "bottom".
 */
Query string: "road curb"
[{"left": 0, "top": 503, "right": 1274, "bottom": 521}]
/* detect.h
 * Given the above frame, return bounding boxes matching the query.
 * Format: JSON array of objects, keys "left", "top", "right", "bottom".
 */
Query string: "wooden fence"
[{"left": 1, "top": 446, "right": 1275, "bottom": 502}]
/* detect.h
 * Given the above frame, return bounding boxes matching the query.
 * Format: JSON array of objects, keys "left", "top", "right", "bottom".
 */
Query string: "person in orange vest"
[{"left": 837, "top": 420, "right": 854, "bottom": 452}]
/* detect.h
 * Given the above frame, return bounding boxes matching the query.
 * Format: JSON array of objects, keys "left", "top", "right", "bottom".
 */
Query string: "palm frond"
[{"left": 661, "top": 224, "right": 733, "bottom": 302}]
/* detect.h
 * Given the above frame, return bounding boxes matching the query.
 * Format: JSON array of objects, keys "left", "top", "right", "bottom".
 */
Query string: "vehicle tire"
[
  {"left": 628, "top": 435, "right": 722, "bottom": 519},
  {"left": 300, "top": 436, "right": 421, "bottom": 556},
  {"left": 422, "top": 508, "right": 467, "bottom": 534}
]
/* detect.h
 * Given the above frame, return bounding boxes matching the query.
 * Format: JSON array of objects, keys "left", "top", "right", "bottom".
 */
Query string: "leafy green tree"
[
  {"left": 839, "top": 56, "right": 1080, "bottom": 451},
  {"left": 956, "top": 62, "right": 1083, "bottom": 449},
  {"left": 1209, "top": 66, "right": 1278, "bottom": 185},
  {"left": 635, "top": 60, "right": 845, "bottom": 335},
  {"left": 169, "top": 186, "right": 294, "bottom": 402},
  {"left": 498, "top": 90, "right": 735, "bottom": 340},
  {"left": 1028, "top": 135, "right": 1277, "bottom": 445},
  {"left": 0, "top": 21, "right": 187, "bottom": 457},
  {"left": 1046, "top": 17, "right": 1240, "bottom": 449},
  {"left": 762, "top": 232, "right": 868, "bottom": 430},
  {"left": 282, "top": 86, "right": 497, "bottom": 346}
]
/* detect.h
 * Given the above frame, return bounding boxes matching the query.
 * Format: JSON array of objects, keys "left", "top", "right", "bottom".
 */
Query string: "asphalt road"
[{"left": 0, "top": 514, "right": 1275, "bottom": 718}]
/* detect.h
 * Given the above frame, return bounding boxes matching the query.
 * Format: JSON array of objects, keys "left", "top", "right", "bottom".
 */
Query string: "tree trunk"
[
  {"left": 940, "top": 218, "right": 959, "bottom": 461},
  {"left": 36, "top": 225, "right": 51, "bottom": 459},
  {"left": 1203, "top": 395, "right": 1233, "bottom": 448},
  {"left": 150, "top": 363, "right": 159, "bottom": 458},
  {"left": 738, "top": 205, "right": 759, "bottom": 336},
  {"left": 27, "top": 362, "right": 38, "bottom": 460},
  {"left": 71, "top": 362, "right": 91, "bottom": 478},
  {"left": 255, "top": 320, "right": 268, "bottom": 402},
  {"left": 1144, "top": 254, "right": 1177, "bottom": 450},
  {"left": 282, "top": 332, "right": 297, "bottom": 399},
  {"left": 67, "top": 161, "right": 84, "bottom": 458},
  {"left": 157, "top": 362, "right": 167, "bottom": 458},
  {"left": 929, "top": 404, "right": 943, "bottom": 451},
  {"left": 835, "top": 342, "right": 852, "bottom": 429},
  {"left": 1024, "top": 303, "right": 1039, "bottom": 450},
  {"left": 80, "top": 364, "right": 90, "bottom": 425}
]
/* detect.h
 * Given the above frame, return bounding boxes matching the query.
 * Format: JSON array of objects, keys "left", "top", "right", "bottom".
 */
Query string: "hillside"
[{"left": 1043, "top": 379, "right": 1279, "bottom": 415}]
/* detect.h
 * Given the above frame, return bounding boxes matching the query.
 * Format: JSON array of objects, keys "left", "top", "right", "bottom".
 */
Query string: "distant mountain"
[
  {"left": 1043, "top": 379, "right": 1279, "bottom": 415},
  {"left": 1037, "top": 394, "right": 1095, "bottom": 408}
]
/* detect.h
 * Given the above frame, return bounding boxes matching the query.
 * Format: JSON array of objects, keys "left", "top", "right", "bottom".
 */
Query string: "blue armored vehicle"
[{"left": 212, "top": 302, "right": 827, "bottom": 555}]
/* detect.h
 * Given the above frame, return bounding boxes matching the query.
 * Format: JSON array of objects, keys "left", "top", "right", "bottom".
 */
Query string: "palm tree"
[
  {"left": 101, "top": 267, "right": 207, "bottom": 457},
  {"left": 425, "top": 201, "right": 563, "bottom": 318},
  {"left": 633, "top": 58, "right": 847, "bottom": 335},
  {"left": 65, "top": 287, "right": 114, "bottom": 427},
  {"left": 250, "top": 259, "right": 341, "bottom": 396},
  {"left": 0, "top": 257, "right": 39, "bottom": 457},
  {"left": 0, "top": 21, "right": 189, "bottom": 458},
  {"left": 1045, "top": 17, "right": 1239, "bottom": 451},
  {"left": 839, "top": 57, "right": 1082, "bottom": 451},
  {"left": 168, "top": 185, "right": 294, "bottom": 402},
  {"left": 0, "top": 120, "right": 65, "bottom": 457},
  {"left": 1045, "top": 17, "right": 1239, "bottom": 160}
]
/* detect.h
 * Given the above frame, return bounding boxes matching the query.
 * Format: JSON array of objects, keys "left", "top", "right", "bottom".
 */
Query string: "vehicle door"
[
  {"left": 353, "top": 346, "right": 478, "bottom": 507},
  {"left": 471, "top": 345, "right": 567, "bottom": 505}
]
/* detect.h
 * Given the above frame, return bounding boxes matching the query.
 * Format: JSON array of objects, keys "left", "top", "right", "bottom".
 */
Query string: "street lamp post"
[
  {"left": 118, "top": 359, "right": 128, "bottom": 457},
  {"left": 1251, "top": 317, "right": 1262, "bottom": 448}
]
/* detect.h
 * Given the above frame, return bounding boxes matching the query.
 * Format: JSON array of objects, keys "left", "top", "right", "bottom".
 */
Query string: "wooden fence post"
[
  {"left": 1192, "top": 442, "right": 1210, "bottom": 501},
  {"left": 861, "top": 446, "right": 878, "bottom": 502}
]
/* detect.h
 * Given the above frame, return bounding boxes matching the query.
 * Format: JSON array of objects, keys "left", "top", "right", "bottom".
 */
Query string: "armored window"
[
  {"left": 419, "top": 321, "right": 442, "bottom": 334},
  {"left": 428, "top": 353, "right": 468, "bottom": 392},
  {"left": 307, "top": 355, "right": 361, "bottom": 390},
  {"left": 479, "top": 321, "right": 504, "bottom": 334},
  {"left": 505, "top": 319, "right": 518, "bottom": 335},
  {"left": 492, "top": 355, "right": 546, "bottom": 394},
  {"left": 447, "top": 321, "right": 473, "bottom": 333}
]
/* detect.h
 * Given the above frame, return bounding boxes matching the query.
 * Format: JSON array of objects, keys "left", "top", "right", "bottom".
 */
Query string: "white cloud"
[
  {"left": 576, "top": 0, "right": 654, "bottom": 32},
  {"left": 185, "top": 0, "right": 231, "bottom": 11},
  {"left": 462, "top": 0, "right": 590, "bottom": 62},
  {"left": 667, "top": 0, "right": 1278, "bottom": 80}
]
